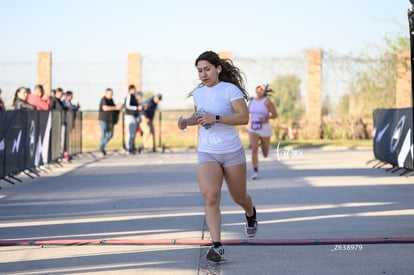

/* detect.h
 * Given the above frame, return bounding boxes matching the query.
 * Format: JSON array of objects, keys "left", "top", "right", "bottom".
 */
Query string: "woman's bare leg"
[
  {"left": 197, "top": 162, "right": 224, "bottom": 242},
  {"left": 223, "top": 163, "right": 254, "bottom": 217}
]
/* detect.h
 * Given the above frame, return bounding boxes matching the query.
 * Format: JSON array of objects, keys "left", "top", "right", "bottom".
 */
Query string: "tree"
[
  {"left": 345, "top": 29, "right": 409, "bottom": 117},
  {"left": 337, "top": 93, "right": 349, "bottom": 116},
  {"left": 269, "top": 74, "right": 304, "bottom": 120},
  {"left": 322, "top": 94, "right": 334, "bottom": 117}
]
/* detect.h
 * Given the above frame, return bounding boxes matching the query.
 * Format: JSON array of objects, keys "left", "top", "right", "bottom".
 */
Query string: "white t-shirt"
[{"left": 193, "top": 81, "right": 244, "bottom": 154}]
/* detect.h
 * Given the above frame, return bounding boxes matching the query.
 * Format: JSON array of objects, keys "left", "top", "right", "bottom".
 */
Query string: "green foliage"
[
  {"left": 269, "top": 74, "right": 304, "bottom": 120},
  {"left": 337, "top": 93, "right": 349, "bottom": 116},
  {"left": 349, "top": 52, "right": 396, "bottom": 117},
  {"left": 384, "top": 24, "right": 410, "bottom": 51},
  {"left": 322, "top": 95, "right": 333, "bottom": 116},
  {"left": 342, "top": 27, "right": 409, "bottom": 117}
]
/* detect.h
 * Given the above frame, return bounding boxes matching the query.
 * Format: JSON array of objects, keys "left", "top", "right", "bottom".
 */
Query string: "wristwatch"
[{"left": 215, "top": 115, "right": 221, "bottom": 123}]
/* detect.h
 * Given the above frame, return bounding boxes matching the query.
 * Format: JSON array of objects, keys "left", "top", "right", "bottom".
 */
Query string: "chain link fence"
[{"left": 1, "top": 51, "right": 397, "bottom": 149}]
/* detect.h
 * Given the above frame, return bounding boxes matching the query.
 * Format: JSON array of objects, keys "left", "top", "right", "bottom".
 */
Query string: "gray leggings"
[{"left": 198, "top": 146, "right": 246, "bottom": 168}]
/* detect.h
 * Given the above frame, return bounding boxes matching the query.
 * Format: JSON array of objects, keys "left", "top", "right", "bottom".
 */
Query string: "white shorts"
[{"left": 248, "top": 122, "right": 272, "bottom": 137}]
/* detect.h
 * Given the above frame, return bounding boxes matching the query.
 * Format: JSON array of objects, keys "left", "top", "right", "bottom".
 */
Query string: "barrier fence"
[
  {"left": 0, "top": 110, "right": 82, "bottom": 181},
  {"left": 0, "top": 107, "right": 412, "bottom": 183},
  {"left": 373, "top": 108, "right": 413, "bottom": 172}
]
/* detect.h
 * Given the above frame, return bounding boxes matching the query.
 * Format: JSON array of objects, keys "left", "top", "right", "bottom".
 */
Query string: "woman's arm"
[
  {"left": 195, "top": 98, "right": 249, "bottom": 127},
  {"left": 221, "top": 98, "right": 249, "bottom": 125},
  {"left": 265, "top": 99, "right": 277, "bottom": 119},
  {"left": 177, "top": 108, "right": 198, "bottom": 130}
]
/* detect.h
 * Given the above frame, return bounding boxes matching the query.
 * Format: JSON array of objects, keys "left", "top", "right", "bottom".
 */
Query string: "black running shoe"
[
  {"left": 245, "top": 206, "right": 258, "bottom": 238},
  {"left": 206, "top": 245, "right": 225, "bottom": 262}
]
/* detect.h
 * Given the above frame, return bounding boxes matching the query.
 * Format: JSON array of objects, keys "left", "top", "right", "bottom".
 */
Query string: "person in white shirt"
[{"left": 177, "top": 51, "right": 257, "bottom": 262}]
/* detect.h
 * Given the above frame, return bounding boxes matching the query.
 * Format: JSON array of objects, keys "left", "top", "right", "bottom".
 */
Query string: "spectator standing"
[
  {"left": 12, "top": 87, "right": 35, "bottom": 110},
  {"left": 51, "top": 87, "right": 69, "bottom": 160},
  {"left": 98, "top": 88, "right": 123, "bottom": 155},
  {"left": 134, "top": 91, "right": 144, "bottom": 149},
  {"left": 124, "top": 85, "right": 141, "bottom": 154},
  {"left": 135, "top": 91, "right": 143, "bottom": 105},
  {"left": 140, "top": 93, "right": 162, "bottom": 152},
  {"left": 0, "top": 89, "right": 6, "bottom": 113},
  {"left": 248, "top": 84, "right": 277, "bottom": 180},
  {"left": 27, "top": 84, "right": 51, "bottom": 110},
  {"left": 63, "top": 91, "right": 80, "bottom": 111},
  {"left": 177, "top": 51, "right": 257, "bottom": 262},
  {"left": 51, "top": 87, "right": 67, "bottom": 111}
]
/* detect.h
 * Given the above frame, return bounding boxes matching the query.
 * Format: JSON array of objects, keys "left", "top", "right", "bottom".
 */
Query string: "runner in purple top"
[{"left": 248, "top": 84, "right": 277, "bottom": 180}]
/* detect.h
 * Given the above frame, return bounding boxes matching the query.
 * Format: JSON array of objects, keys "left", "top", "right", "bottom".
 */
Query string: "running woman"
[
  {"left": 248, "top": 84, "right": 277, "bottom": 180},
  {"left": 177, "top": 51, "right": 258, "bottom": 262}
]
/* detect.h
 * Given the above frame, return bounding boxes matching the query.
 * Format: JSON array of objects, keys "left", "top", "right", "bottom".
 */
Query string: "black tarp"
[
  {"left": 373, "top": 108, "right": 413, "bottom": 170},
  {"left": 0, "top": 110, "right": 81, "bottom": 179}
]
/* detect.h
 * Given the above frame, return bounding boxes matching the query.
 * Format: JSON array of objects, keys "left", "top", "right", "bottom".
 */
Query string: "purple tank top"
[{"left": 249, "top": 97, "right": 268, "bottom": 130}]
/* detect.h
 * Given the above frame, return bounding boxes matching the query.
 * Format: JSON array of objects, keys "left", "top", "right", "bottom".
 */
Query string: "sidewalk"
[{"left": 0, "top": 147, "right": 413, "bottom": 274}]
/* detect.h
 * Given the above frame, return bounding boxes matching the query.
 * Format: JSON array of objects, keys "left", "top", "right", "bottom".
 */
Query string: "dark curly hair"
[{"left": 189, "top": 51, "right": 249, "bottom": 100}]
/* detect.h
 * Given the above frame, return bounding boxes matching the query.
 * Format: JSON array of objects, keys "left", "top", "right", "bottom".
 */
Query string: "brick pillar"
[
  {"left": 305, "top": 49, "right": 322, "bottom": 139},
  {"left": 37, "top": 52, "right": 52, "bottom": 96},
  {"left": 396, "top": 50, "right": 412, "bottom": 108},
  {"left": 127, "top": 53, "right": 142, "bottom": 91},
  {"left": 218, "top": 51, "right": 231, "bottom": 60}
]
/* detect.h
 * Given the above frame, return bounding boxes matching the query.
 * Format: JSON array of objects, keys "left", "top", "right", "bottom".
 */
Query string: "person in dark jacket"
[
  {"left": 12, "top": 87, "right": 35, "bottom": 110},
  {"left": 63, "top": 90, "right": 80, "bottom": 111},
  {"left": 98, "top": 88, "right": 123, "bottom": 155},
  {"left": 51, "top": 87, "right": 70, "bottom": 160},
  {"left": 140, "top": 93, "right": 162, "bottom": 152},
  {"left": 0, "top": 89, "right": 6, "bottom": 113},
  {"left": 51, "top": 87, "right": 68, "bottom": 111}
]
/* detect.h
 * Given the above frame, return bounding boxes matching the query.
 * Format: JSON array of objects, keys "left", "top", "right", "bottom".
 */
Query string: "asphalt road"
[{"left": 0, "top": 147, "right": 414, "bottom": 275}]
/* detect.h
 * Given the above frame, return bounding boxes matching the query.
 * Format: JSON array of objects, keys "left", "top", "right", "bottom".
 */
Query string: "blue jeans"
[
  {"left": 124, "top": 114, "right": 137, "bottom": 151},
  {"left": 99, "top": 120, "right": 113, "bottom": 150}
]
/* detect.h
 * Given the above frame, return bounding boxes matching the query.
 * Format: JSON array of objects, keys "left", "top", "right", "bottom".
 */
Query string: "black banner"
[
  {"left": 69, "top": 111, "right": 82, "bottom": 155},
  {"left": 373, "top": 108, "right": 413, "bottom": 170},
  {"left": 25, "top": 111, "right": 39, "bottom": 169},
  {"left": 50, "top": 110, "right": 63, "bottom": 162},
  {"left": 35, "top": 111, "right": 52, "bottom": 166},
  {"left": 408, "top": 3, "right": 414, "bottom": 124},
  {"left": 4, "top": 110, "right": 28, "bottom": 175},
  {"left": 0, "top": 114, "right": 6, "bottom": 178},
  {"left": 0, "top": 110, "right": 82, "bottom": 180},
  {"left": 66, "top": 111, "right": 73, "bottom": 155}
]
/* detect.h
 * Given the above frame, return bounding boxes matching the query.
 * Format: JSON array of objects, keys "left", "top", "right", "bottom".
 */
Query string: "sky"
[{"left": 0, "top": 0, "right": 411, "bottom": 110}]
